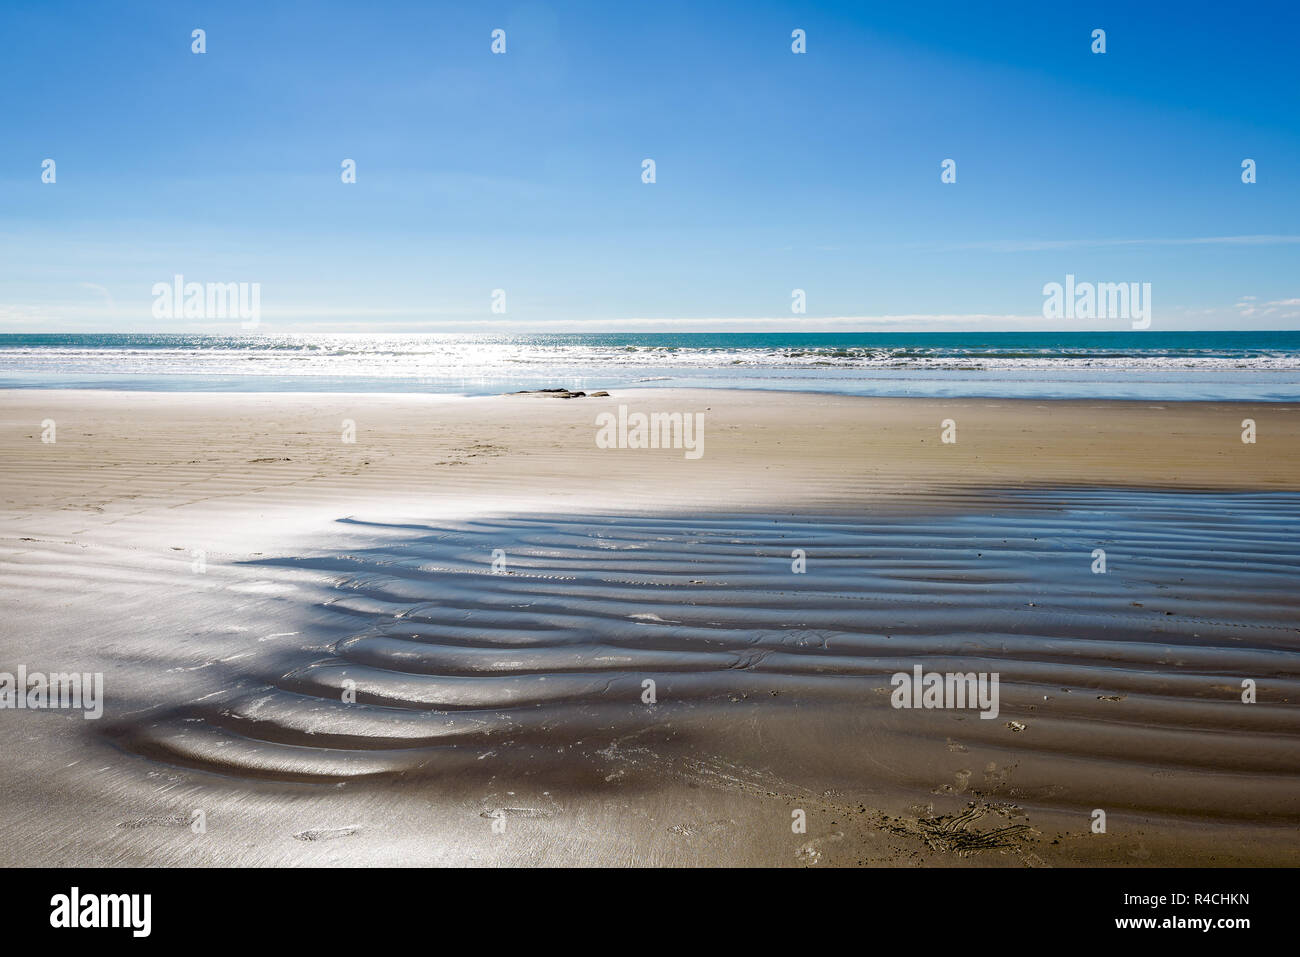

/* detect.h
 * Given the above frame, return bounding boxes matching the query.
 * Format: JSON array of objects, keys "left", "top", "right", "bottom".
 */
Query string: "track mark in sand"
[
  {"left": 479, "top": 804, "right": 560, "bottom": 822},
  {"left": 678, "top": 756, "right": 805, "bottom": 800},
  {"left": 667, "top": 819, "right": 733, "bottom": 837},
  {"left": 881, "top": 802, "right": 1039, "bottom": 860},
  {"left": 479, "top": 790, "right": 563, "bottom": 822},
  {"left": 293, "top": 825, "right": 359, "bottom": 842},
  {"left": 931, "top": 767, "right": 973, "bottom": 796},
  {"left": 597, "top": 738, "right": 809, "bottom": 804},
  {"left": 117, "top": 815, "right": 186, "bottom": 829}
]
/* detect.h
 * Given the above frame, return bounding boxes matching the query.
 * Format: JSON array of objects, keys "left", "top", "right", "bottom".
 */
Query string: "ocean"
[{"left": 2, "top": 331, "right": 1299, "bottom": 400}]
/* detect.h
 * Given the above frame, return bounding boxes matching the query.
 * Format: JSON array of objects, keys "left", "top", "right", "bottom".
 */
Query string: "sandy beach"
[{"left": 1, "top": 388, "right": 1297, "bottom": 866}]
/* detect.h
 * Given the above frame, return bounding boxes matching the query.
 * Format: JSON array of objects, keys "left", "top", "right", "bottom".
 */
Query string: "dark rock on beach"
[{"left": 507, "top": 388, "right": 609, "bottom": 399}]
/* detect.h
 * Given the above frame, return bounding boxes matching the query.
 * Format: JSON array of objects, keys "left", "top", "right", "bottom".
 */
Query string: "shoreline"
[{"left": 3, "top": 379, "right": 1299, "bottom": 404}]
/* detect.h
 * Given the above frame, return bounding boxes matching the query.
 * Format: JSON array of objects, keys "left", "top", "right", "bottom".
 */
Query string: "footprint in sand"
[
  {"left": 795, "top": 831, "right": 844, "bottom": 865},
  {"left": 293, "top": 826, "right": 359, "bottom": 842}
]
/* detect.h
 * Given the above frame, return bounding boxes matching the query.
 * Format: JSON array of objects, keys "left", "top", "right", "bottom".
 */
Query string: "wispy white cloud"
[
  {"left": 929, "top": 235, "right": 1300, "bottom": 252},
  {"left": 1234, "top": 296, "right": 1300, "bottom": 319}
]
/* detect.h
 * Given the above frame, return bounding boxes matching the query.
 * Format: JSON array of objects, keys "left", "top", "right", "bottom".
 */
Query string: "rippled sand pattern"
[{"left": 110, "top": 490, "right": 1300, "bottom": 823}]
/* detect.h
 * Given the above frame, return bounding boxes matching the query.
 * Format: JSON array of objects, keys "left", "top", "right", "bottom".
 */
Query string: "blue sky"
[{"left": 1, "top": 0, "right": 1297, "bottom": 332}]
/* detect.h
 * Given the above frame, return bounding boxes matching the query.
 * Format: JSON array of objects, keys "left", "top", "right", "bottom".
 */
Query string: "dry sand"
[
  {"left": 0, "top": 389, "right": 1297, "bottom": 866},
  {"left": 3, "top": 390, "right": 1298, "bottom": 525}
]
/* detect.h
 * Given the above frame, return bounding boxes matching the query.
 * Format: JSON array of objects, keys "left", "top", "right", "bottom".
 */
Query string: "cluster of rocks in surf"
[{"left": 506, "top": 388, "right": 610, "bottom": 399}]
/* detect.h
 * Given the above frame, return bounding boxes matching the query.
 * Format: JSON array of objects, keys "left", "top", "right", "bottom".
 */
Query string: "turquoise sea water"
[{"left": 2, "top": 331, "right": 1299, "bottom": 400}]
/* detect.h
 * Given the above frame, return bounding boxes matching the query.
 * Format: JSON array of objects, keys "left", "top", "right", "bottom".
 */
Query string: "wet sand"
[{"left": 0, "top": 389, "right": 1297, "bottom": 866}]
